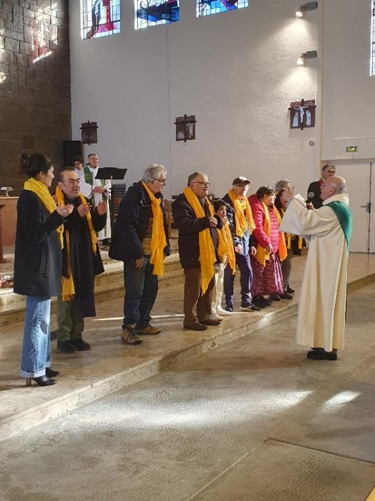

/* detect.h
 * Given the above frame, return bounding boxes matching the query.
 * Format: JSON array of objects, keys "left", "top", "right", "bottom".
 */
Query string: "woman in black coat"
[{"left": 14, "top": 153, "right": 73, "bottom": 386}]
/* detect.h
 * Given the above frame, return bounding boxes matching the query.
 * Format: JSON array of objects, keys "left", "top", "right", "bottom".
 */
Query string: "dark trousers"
[
  {"left": 123, "top": 256, "right": 158, "bottom": 330},
  {"left": 281, "top": 248, "right": 293, "bottom": 291},
  {"left": 224, "top": 253, "right": 253, "bottom": 306},
  {"left": 56, "top": 296, "right": 85, "bottom": 342},
  {"left": 183, "top": 268, "right": 214, "bottom": 326}
]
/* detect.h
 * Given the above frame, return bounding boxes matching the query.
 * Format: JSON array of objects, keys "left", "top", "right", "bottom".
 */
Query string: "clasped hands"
[{"left": 77, "top": 200, "right": 107, "bottom": 217}]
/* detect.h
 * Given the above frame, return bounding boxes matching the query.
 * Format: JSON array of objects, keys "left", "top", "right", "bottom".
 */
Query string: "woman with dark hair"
[
  {"left": 14, "top": 153, "right": 73, "bottom": 386},
  {"left": 248, "top": 186, "right": 287, "bottom": 309}
]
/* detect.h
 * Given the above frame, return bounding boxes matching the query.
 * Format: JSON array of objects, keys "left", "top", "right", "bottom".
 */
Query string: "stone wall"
[{"left": 0, "top": 0, "right": 71, "bottom": 194}]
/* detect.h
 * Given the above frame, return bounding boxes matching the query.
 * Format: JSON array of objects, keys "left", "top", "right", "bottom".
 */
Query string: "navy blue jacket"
[
  {"left": 14, "top": 190, "right": 64, "bottom": 297},
  {"left": 109, "top": 182, "right": 170, "bottom": 262}
]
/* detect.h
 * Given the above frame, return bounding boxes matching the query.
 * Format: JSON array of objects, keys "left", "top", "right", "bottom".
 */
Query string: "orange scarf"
[
  {"left": 227, "top": 190, "right": 255, "bottom": 237},
  {"left": 217, "top": 221, "right": 236, "bottom": 274},
  {"left": 141, "top": 182, "right": 167, "bottom": 277},
  {"left": 55, "top": 187, "right": 98, "bottom": 301},
  {"left": 255, "top": 202, "right": 287, "bottom": 267},
  {"left": 183, "top": 187, "right": 216, "bottom": 294}
]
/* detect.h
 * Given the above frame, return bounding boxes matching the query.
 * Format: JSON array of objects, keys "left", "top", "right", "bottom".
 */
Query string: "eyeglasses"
[
  {"left": 153, "top": 178, "right": 167, "bottom": 185},
  {"left": 192, "top": 182, "right": 210, "bottom": 187}
]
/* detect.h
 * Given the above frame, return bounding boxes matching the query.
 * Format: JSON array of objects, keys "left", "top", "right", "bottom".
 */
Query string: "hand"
[
  {"left": 77, "top": 203, "right": 91, "bottom": 218},
  {"left": 250, "top": 246, "right": 257, "bottom": 257},
  {"left": 52, "top": 194, "right": 58, "bottom": 205},
  {"left": 265, "top": 244, "right": 273, "bottom": 253},
  {"left": 234, "top": 244, "right": 243, "bottom": 254},
  {"left": 134, "top": 257, "right": 145, "bottom": 269},
  {"left": 97, "top": 201, "right": 107, "bottom": 216},
  {"left": 281, "top": 190, "right": 294, "bottom": 203},
  {"left": 209, "top": 217, "right": 218, "bottom": 228},
  {"left": 56, "top": 204, "right": 74, "bottom": 218},
  {"left": 306, "top": 202, "right": 314, "bottom": 210},
  {"left": 93, "top": 186, "right": 105, "bottom": 194}
]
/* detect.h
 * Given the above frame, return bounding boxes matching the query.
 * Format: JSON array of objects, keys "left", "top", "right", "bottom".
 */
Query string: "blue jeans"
[
  {"left": 20, "top": 296, "right": 51, "bottom": 378},
  {"left": 123, "top": 257, "right": 158, "bottom": 330}
]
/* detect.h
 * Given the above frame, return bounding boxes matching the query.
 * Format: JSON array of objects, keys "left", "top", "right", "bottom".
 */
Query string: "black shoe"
[
  {"left": 287, "top": 286, "right": 295, "bottom": 294},
  {"left": 280, "top": 292, "right": 293, "bottom": 300},
  {"left": 269, "top": 294, "right": 281, "bottom": 301},
  {"left": 184, "top": 323, "right": 208, "bottom": 331},
  {"left": 240, "top": 302, "right": 261, "bottom": 312},
  {"left": 71, "top": 338, "right": 91, "bottom": 351},
  {"left": 26, "top": 376, "right": 57, "bottom": 387},
  {"left": 57, "top": 340, "right": 76, "bottom": 354},
  {"left": 253, "top": 297, "right": 271, "bottom": 309},
  {"left": 225, "top": 304, "right": 233, "bottom": 312},
  {"left": 200, "top": 318, "right": 221, "bottom": 326},
  {"left": 307, "top": 350, "right": 338, "bottom": 361},
  {"left": 46, "top": 368, "right": 60, "bottom": 377}
]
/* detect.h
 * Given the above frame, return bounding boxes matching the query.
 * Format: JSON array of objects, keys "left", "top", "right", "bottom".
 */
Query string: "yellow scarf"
[
  {"left": 183, "top": 187, "right": 216, "bottom": 294},
  {"left": 142, "top": 182, "right": 167, "bottom": 277},
  {"left": 55, "top": 187, "right": 98, "bottom": 301},
  {"left": 217, "top": 221, "right": 236, "bottom": 274},
  {"left": 23, "top": 177, "right": 64, "bottom": 248},
  {"left": 227, "top": 190, "right": 255, "bottom": 237},
  {"left": 255, "top": 202, "right": 287, "bottom": 266}
]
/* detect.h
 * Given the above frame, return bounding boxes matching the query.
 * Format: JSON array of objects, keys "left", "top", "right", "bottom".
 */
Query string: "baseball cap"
[{"left": 232, "top": 176, "right": 251, "bottom": 185}]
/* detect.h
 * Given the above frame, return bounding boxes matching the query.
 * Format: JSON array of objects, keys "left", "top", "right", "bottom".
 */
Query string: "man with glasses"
[
  {"left": 172, "top": 172, "right": 222, "bottom": 331},
  {"left": 109, "top": 164, "right": 170, "bottom": 345},
  {"left": 54, "top": 169, "right": 107, "bottom": 353},
  {"left": 307, "top": 164, "right": 336, "bottom": 209}
]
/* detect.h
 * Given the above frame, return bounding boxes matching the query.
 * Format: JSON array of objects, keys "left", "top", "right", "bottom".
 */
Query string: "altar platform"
[{"left": 0, "top": 253, "right": 374, "bottom": 441}]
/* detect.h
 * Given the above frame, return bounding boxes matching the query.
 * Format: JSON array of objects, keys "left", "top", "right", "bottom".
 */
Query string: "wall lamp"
[
  {"left": 0, "top": 72, "right": 7, "bottom": 83},
  {"left": 296, "top": 2, "right": 318, "bottom": 18},
  {"left": 296, "top": 50, "right": 318, "bottom": 66}
]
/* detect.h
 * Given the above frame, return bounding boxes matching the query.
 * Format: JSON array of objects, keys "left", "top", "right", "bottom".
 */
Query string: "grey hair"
[
  {"left": 332, "top": 176, "right": 347, "bottom": 194},
  {"left": 142, "top": 164, "right": 167, "bottom": 183},
  {"left": 322, "top": 163, "right": 336, "bottom": 172},
  {"left": 275, "top": 179, "right": 291, "bottom": 192},
  {"left": 187, "top": 171, "right": 207, "bottom": 186}
]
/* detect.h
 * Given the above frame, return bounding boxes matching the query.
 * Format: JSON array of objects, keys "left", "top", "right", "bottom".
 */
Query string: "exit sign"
[{"left": 346, "top": 146, "right": 358, "bottom": 153}]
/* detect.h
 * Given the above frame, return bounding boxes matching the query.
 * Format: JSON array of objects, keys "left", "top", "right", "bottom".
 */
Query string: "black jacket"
[
  {"left": 307, "top": 180, "right": 323, "bottom": 208},
  {"left": 14, "top": 190, "right": 64, "bottom": 297},
  {"left": 109, "top": 181, "right": 170, "bottom": 262},
  {"left": 172, "top": 193, "right": 221, "bottom": 270}
]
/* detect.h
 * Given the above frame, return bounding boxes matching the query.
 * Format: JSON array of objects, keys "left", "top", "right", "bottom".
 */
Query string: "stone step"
[{"left": 0, "top": 254, "right": 183, "bottom": 328}]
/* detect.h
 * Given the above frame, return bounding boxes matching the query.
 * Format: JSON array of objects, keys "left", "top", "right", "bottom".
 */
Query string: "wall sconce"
[
  {"left": 297, "top": 50, "right": 318, "bottom": 65},
  {"left": 0, "top": 72, "right": 7, "bottom": 83},
  {"left": 296, "top": 2, "right": 318, "bottom": 18}
]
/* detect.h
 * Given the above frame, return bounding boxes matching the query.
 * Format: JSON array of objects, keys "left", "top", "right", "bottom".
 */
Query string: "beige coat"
[{"left": 280, "top": 193, "right": 350, "bottom": 351}]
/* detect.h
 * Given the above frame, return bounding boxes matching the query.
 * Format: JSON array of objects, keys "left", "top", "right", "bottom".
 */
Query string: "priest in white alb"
[{"left": 280, "top": 176, "right": 352, "bottom": 361}]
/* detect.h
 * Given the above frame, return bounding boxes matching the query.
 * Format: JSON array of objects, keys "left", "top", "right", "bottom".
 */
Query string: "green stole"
[
  {"left": 326, "top": 201, "right": 353, "bottom": 250},
  {"left": 83, "top": 165, "right": 106, "bottom": 202}
]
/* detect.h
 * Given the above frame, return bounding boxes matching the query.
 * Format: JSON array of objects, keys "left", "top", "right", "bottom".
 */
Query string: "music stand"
[{"left": 95, "top": 167, "right": 127, "bottom": 231}]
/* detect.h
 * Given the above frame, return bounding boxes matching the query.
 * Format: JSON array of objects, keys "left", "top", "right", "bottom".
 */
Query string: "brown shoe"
[
  {"left": 121, "top": 324, "right": 143, "bottom": 345},
  {"left": 138, "top": 325, "right": 162, "bottom": 335},
  {"left": 183, "top": 323, "right": 208, "bottom": 331}
]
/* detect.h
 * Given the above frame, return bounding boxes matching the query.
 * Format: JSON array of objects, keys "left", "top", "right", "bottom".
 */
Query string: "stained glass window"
[
  {"left": 81, "top": 0, "right": 120, "bottom": 40},
  {"left": 135, "top": 0, "right": 180, "bottom": 30},
  {"left": 371, "top": 0, "right": 375, "bottom": 75},
  {"left": 196, "top": 0, "right": 248, "bottom": 18}
]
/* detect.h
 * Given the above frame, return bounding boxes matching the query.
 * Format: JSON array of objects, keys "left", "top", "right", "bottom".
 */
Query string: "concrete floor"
[{"left": 1, "top": 283, "right": 375, "bottom": 501}]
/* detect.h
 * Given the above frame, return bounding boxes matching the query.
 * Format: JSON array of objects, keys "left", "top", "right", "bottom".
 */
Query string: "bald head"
[{"left": 320, "top": 176, "right": 347, "bottom": 201}]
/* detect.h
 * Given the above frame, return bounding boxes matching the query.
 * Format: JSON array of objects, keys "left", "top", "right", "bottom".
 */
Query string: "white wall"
[
  {"left": 322, "top": 0, "right": 375, "bottom": 161},
  {"left": 69, "top": 0, "right": 321, "bottom": 198}
]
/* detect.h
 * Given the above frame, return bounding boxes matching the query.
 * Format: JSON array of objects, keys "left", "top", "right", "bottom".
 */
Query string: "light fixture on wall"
[
  {"left": 296, "top": 2, "right": 318, "bottom": 18},
  {"left": 297, "top": 50, "right": 318, "bottom": 65},
  {"left": 0, "top": 72, "right": 7, "bottom": 83}
]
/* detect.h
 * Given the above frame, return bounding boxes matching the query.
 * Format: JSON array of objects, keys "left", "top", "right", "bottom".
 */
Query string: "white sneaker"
[
  {"left": 211, "top": 311, "right": 224, "bottom": 321},
  {"left": 217, "top": 306, "right": 232, "bottom": 316}
]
